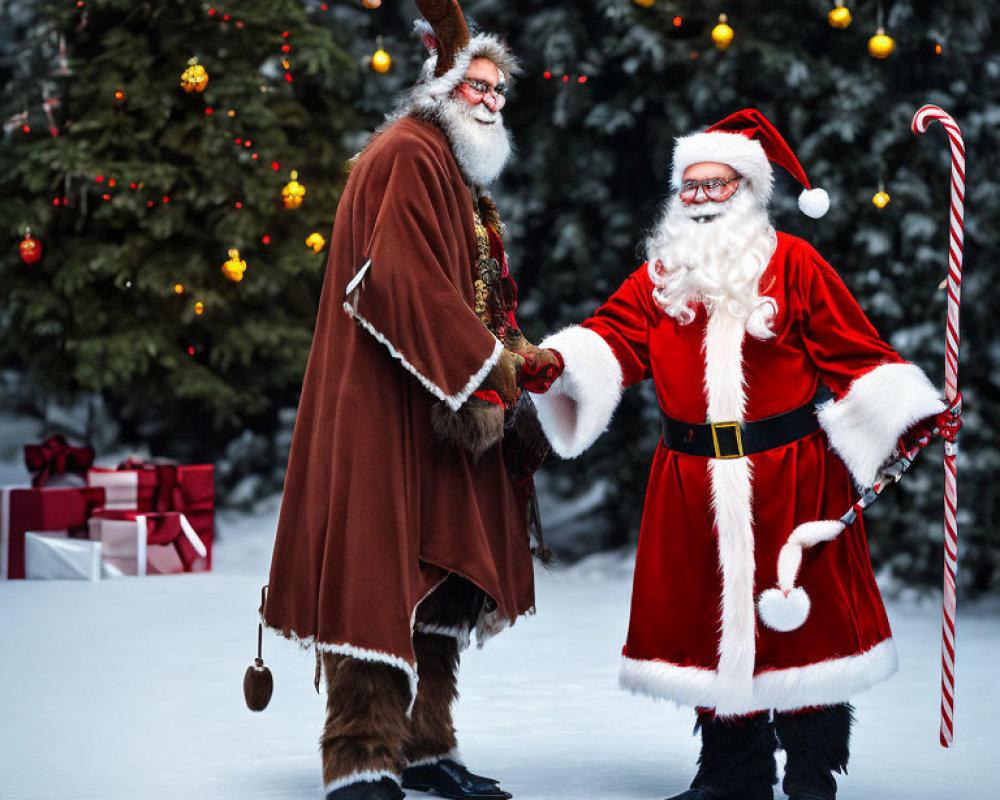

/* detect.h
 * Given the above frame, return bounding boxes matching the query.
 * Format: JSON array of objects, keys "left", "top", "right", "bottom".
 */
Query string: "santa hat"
[
  {"left": 671, "top": 108, "right": 830, "bottom": 219},
  {"left": 410, "top": 0, "right": 519, "bottom": 115}
]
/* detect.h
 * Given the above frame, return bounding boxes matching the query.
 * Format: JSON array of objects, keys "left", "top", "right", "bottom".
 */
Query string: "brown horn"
[{"left": 414, "top": 0, "right": 470, "bottom": 77}]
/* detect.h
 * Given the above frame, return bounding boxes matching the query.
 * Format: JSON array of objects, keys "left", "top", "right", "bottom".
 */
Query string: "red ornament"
[{"left": 19, "top": 232, "right": 42, "bottom": 264}]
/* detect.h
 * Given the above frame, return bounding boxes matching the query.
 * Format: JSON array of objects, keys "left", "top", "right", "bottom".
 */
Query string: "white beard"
[
  {"left": 437, "top": 97, "right": 513, "bottom": 187},
  {"left": 645, "top": 188, "right": 779, "bottom": 340}
]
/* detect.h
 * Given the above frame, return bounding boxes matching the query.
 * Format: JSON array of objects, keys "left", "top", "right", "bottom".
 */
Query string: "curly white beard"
[
  {"left": 436, "top": 97, "right": 513, "bottom": 187},
  {"left": 645, "top": 187, "right": 779, "bottom": 340}
]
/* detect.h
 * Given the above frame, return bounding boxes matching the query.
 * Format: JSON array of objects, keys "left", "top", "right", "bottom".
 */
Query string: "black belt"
[{"left": 659, "top": 390, "right": 828, "bottom": 459}]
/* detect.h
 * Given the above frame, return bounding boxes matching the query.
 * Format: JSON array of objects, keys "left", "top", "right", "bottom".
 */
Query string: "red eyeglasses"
[
  {"left": 679, "top": 176, "right": 741, "bottom": 204},
  {"left": 458, "top": 78, "right": 506, "bottom": 110}
]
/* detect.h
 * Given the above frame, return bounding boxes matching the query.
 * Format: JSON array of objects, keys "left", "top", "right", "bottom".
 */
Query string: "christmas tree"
[{"left": 0, "top": 0, "right": 360, "bottom": 459}]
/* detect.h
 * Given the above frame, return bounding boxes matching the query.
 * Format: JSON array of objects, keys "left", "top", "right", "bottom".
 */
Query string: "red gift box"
[
  {"left": 1, "top": 485, "right": 106, "bottom": 580},
  {"left": 88, "top": 460, "right": 214, "bottom": 571}
]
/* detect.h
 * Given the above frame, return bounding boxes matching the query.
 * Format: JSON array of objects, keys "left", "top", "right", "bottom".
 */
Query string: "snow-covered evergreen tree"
[{"left": 0, "top": 0, "right": 359, "bottom": 458}]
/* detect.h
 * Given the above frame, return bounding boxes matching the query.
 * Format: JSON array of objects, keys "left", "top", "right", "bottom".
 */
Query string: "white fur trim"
[
  {"left": 798, "top": 187, "right": 830, "bottom": 218},
  {"left": 532, "top": 326, "right": 623, "bottom": 458},
  {"left": 406, "top": 748, "right": 464, "bottom": 769},
  {"left": 672, "top": 130, "right": 773, "bottom": 206},
  {"left": 703, "top": 309, "right": 757, "bottom": 715},
  {"left": 818, "top": 362, "right": 945, "bottom": 488},
  {"left": 414, "top": 621, "right": 472, "bottom": 652},
  {"left": 704, "top": 309, "right": 748, "bottom": 422},
  {"left": 265, "top": 623, "right": 420, "bottom": 716},
  {"left": 757, "top": 587, "right": 811, "bottom": 632},
  {"left": 619, "top": 638, "right": 898, "bottom": 715},
  {"left": 324, "top": 770, "right": 401, "bottom": 793},
  {"left": 708, "top": 459, "right": 756, "bottom": 715},
  {"left": 342, "top": 301, "right": 503, "bottom": 413}
]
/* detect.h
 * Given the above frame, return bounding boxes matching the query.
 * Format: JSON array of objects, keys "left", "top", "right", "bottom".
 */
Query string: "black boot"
[
  {"left": 665, "top": 711, "right": 777, "bottom": 800},
  {"left": 325, "top": 777, "right": 404, "bottom": 800},
  {"left": 774, "top": 703, "right": 853, "bottom": 800},
  {"left": 403, "top": 758, "right": 512, "bottom": 799}
]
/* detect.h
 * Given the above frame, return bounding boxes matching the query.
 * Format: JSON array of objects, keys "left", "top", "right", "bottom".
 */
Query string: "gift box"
[
  {"left": 87, "top": 459, "right": 214, "bottom": 571},
  {"left": 88, "top": 509, "right": 208, "bottom": 576},
  {"left": 1, "top": 485, "right": 106, "bottom": 580},
  {"left": 24, "top": 531, "right": 103, "bottom": 581}
]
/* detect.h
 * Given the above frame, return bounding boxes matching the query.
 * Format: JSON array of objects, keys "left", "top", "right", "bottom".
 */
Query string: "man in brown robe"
[{"left": 263, "top": 3, "right": 562, "bottom": 799}]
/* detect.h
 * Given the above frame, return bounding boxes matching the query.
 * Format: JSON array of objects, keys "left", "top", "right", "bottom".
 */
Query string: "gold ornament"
[
  {"left": 872, "top": 190, "right": 891, "bottom": 209},
  {"left": 632, "top": 0, "right": 655, "bottom": 7},
  {"left": 222, "top": 249, "right": 247, "bottom": 282},
  {"left": 868, "top": 28, "right": 895, "bottom": 59},
  {"left": 174, "top": 283, "right": 185, "bottom": 295},
  {"left": 363, "top": 0, "right": 382, "bottom": 7},
  {"left": 180, "top": 57, "right": 209, "bottom": 93},
  {"left": 195, "top": 301, "right": 204, "bottom": 315},
  {"left": 828, "top": 2, "right": 852, "bottom": 29},
  {"left": 712, "top": 14, "right": 734, "bottom": 50},
  {"left": 282, "top": 170, "right": 305, "bottom": 210},
  {"left": 371, "top": 37, "right": 391, "bottom": 74},
  {"left": 305, "top": 232, "right": 326, "bottom": 252}
]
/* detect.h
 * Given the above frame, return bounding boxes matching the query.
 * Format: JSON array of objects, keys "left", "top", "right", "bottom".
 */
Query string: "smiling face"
[
  {"left": 436, "top": 56, "right": 513, "bottom": 185},
  {"left": 454, "top": 57, "right": 506, "bottom": 122}
]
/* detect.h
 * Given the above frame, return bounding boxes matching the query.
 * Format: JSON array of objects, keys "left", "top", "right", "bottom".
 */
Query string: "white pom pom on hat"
[
  {"left": 673, "top": 108, "right": 830, "bottom": 219},
  {"left": 798, "top": 187, "right": 830, "bottom": 219}
]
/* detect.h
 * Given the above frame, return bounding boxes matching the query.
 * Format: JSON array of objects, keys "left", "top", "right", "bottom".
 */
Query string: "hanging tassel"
[{"left": 243, "top": 585, "right": 274, "bottom": 712}]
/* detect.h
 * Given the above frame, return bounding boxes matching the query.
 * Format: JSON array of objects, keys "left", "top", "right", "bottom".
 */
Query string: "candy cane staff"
[
  {"left": 243, "top": 3, "right": 564, "bottom": 799},
  {"left": 911, "top": 103, "right": 967, "bottom": 748},
  {"left": 521, "top": 108, "right": 958, "bottom": 800}
]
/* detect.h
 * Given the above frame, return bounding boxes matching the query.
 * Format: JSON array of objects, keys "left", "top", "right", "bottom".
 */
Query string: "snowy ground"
[{"left": 2, "top": 489, "right": 999, "bottom": 800}]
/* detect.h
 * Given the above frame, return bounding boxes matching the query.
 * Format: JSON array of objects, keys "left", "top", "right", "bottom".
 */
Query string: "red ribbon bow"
[{"left": 24, "top": 435, "right": 95, "bottom": 488}]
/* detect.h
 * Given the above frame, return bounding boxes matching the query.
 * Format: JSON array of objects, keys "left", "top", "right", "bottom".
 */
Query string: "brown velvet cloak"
[{"left": 264, "top": 115, "right": 535, "bottom": 694}]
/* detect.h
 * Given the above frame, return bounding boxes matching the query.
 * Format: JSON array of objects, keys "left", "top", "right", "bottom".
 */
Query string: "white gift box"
[
  {"left": 24, "top": 532, "right": 102, "bottom": 581},
  {"left": 88, "top": 513, "right": 206, "bottom": 577},
  {"left": 85, "top": 469, "right": 139, "bottom": 510}
]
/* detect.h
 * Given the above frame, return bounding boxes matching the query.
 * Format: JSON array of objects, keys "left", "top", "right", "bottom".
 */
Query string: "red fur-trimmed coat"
[{"left": 533, "top": 232, "right": 943, "bottom": 715}]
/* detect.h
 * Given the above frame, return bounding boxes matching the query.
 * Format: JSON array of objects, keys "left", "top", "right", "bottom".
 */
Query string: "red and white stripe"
[{"left": 911, "top": 104, "right": 965, "bottom": 749}]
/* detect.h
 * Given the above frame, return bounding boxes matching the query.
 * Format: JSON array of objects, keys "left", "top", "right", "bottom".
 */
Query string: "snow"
[{"left": 1, "top": 488, "right": 998, "bottom": 800}]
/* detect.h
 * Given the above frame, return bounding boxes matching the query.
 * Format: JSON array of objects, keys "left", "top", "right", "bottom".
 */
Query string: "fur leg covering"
[
  {"left": 690, "top": 710, "right": 778, "bottom": 798},
  {"left": 405, "top": 632, "right": 460, "bottom": 765},
  {"left": 320, "top": 653, "right": 411, "bottom": 788},
  {"left": 774, "top": 703, "right": 854, "bottom": 800}
]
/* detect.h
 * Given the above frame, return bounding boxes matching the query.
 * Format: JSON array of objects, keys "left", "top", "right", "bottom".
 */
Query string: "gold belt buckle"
[{"left": 711, "top": 421, "right": 744, "bottom": 459}]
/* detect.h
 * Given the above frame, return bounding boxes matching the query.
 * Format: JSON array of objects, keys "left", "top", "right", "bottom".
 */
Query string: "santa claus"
[
  {"left": 259, "top": 2, "right": 561, "bottom": 800},
  {"left": 526, "top": 109, "right": 956, "bottom": 800}
]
